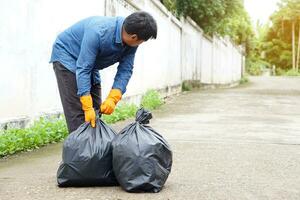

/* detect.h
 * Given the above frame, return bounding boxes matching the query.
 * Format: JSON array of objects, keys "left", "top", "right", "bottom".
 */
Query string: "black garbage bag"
[
  {"left": 112, "top": 108, "right": 172, "bottom": 193},
  {"left": 57, "top": 117, "right": 118, "bottom": 187}
]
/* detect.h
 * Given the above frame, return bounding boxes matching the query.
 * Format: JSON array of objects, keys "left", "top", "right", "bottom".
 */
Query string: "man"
[{"left": 50, "top": 11, "right": 157, "bottom": 133}]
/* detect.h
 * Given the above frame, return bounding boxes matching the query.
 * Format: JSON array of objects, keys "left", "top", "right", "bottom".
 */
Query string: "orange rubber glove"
[
  {"left": 80, "top": 94, "right": 96, "bottom": 127},
  {"left": 100, "top": 89, "right": 122, "bottom": 115}
]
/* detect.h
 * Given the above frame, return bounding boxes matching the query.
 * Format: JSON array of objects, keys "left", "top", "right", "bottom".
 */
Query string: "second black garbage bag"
[
  {"left": 57, "top": 117, "right": 118, "bottom": 187},
  {"left": 112, "top": 108, "right": 173, "bottom": 193}
]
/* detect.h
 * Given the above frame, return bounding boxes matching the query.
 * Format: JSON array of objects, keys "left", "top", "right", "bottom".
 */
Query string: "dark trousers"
[{"left": 53, "top": 61, "right": 101, "bottom": 133}]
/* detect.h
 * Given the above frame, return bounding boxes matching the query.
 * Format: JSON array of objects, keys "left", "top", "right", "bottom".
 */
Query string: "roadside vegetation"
[{"left": 0, "top": 90, "right": 164, "bottom": 157}]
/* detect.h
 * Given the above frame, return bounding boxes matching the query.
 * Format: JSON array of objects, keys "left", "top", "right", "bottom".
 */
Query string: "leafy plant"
[
  {"left": 246, "top": 56, "right": 269, "bottom": 76},
  {"left": 0, "top": 116, "right": 68, "bottom": 157},
  {"left": 275, "top": 67, "right": 286, "bottom": 76},
  {"left": 239, "top": 76, "right": 249, "bottom": 84},
  {"left": 182, "top": 81, "right": 192, "bottom": 91},
  {"left": 141, "top": 90, "right": 164, "bottom": 110},
  {"left": 102, "top": 103, "right": 138, "bottom": 124},
  {"left": 261, "top": 0, "right": 300, "bottom": 71},
  {"left": 0, "top": 90, "right": 165, "bottom": 157},
  {"left": 285, "top": 69, "right": 300, "bottom": 76},
  {"left": 161, "top": 0, "right": 253, "bottom": 45}
]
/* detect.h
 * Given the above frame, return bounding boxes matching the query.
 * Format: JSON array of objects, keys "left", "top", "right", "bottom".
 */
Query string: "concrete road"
[{"left": 1, "top": 76, "right": 300, "bottom": 200}]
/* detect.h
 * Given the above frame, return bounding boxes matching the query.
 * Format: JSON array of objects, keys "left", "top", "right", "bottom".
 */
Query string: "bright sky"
[{"left": 244, "top": 0, "right": 280, "bottom": 24}]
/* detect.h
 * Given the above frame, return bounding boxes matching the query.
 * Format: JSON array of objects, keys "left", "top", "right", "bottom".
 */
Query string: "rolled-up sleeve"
[
  {"left": 76, "top": 28, "right": 100, "bottom": 96},
  {"left": 112, "top": 47, "right": 138, "bottom": 94}
]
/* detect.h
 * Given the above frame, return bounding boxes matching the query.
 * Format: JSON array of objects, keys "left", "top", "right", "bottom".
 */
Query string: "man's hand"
[
  {"left": 80, "top": 94, "right": 96, "bottom": 127},
  {"left": 101, "top": 89, "right": 122, "bottom": 115}
]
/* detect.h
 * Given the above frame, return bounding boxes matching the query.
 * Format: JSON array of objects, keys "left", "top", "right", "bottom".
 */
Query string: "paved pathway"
[{"left": 1, "top": 76, "right": 300, "bottom": 200}]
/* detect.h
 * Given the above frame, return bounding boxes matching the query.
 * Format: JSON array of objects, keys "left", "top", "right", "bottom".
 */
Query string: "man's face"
[{"left": 126, "top": 34, "right": 145, "bottom": 47}]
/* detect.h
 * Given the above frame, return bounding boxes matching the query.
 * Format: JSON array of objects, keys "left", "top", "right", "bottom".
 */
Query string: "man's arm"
[
  {"left": 76, "top": 27, "right": 100, "bottom": 127},
  {"left": 112, "top": 47, "right": 138, "bottom": 94},
  {"left": 100, "top": 47, "right": 137, "bottom": 115},
  {"left": 92, "top": 69, "right": 101, "bottom": 85},
  {"left": 76, "top": 28, "right": 100, "bottom": 96}
]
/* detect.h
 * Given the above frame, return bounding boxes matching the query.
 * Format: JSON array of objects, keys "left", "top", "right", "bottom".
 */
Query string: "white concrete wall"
[
  {"left": 103, "top": 0, "right": 182, "bottom": 101},
  {"left": 181, "top": 17, "right": 243, "bottom": 85},
  {"left": 0, "top": 0, "right": 106, "bottom": 122},
  {"left": 0, "top": 0, "right": 244, "bottom": 124}
]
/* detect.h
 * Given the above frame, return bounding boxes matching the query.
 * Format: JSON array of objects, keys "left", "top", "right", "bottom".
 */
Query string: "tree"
[
  {"left": 161, "top": 0, "right": 256, "bottom": 74},
  {"left": 161, "top": 0, "right": 253, "bottom": 45},
  {"left": 263, "top": 0, "right": 300, "bottom": 71}
]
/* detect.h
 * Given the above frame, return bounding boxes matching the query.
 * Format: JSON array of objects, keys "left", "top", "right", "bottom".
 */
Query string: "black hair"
[{"left": 123, "top": 11, "right": 157, "bottom": 41}]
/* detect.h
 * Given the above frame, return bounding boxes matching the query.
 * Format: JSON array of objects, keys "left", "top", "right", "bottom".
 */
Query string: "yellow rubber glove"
[
  {"left": 80, "top": 94, "right": 96, "bottom": 127},
  {"left": 100, "top": 89, "right": 122, "bottom": 115}
]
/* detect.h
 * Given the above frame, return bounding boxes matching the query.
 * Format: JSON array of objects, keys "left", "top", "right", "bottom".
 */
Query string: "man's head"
[{"left": 122, "top": 11, "right": 157, "bottom": 47}]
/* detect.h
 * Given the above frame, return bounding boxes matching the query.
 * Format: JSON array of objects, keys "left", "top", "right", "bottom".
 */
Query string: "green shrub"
[
  {"left": 285, "top": 69, "right": 300, "bottom": 76},
  {"left": 0, "top": 117, "right": 67, "bottom": 157},
  {"left": 103, "top": 89, "right": 164, "bottom": 123},
  {"left": 239, "top": 75, "right": 249, "bottom": 84},
  {"left": 102, "top": 103, "right": 138, "bottom": 124},
  {"left": 141, "top": 90, "right": 164, "bottom": 110},
  {"left": 274, "top": 68, "right": 300, "bottom": 76},
  {"left": 182, "top": 81, "right": 192, "bottom": 91},
  {"left": 0, "top": 89, "right": 165, "bottom": 157},
  {"left": 246, "top": 57, "right": 270, "bottom": 76},
  {"left": 247, "top": 65, "right": 263, "bottom": 75},
  {"left": 275, "top": 67, "right": 286, "bottom": 76}
]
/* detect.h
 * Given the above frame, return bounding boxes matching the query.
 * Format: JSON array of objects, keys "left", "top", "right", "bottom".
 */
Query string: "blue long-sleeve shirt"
[{"left": 50, "top": 16, "right": 138, "bottom": 96}]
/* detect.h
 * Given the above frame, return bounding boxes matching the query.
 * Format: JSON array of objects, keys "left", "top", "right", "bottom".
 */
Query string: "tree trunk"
[
  {"left": 292, "top": 20, "right": 296, "bottom": 70},
  {"left": 282, "top": 20, "right": 284, "bottom": 35},
  {"left": 297, "top": 21, "right": 300, "bottom": 72}
]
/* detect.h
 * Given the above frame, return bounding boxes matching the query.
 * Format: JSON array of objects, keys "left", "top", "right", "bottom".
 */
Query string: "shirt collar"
[{"left": 115, "top": 17, "right": 125, "bottom": 45}]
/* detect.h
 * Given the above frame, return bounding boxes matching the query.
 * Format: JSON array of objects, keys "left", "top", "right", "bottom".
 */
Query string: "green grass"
[{"left": 0, "top": 89, "right": 165, "bottom": 157}]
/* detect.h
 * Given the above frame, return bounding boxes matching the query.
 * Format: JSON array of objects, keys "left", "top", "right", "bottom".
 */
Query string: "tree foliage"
[
  {"left": 262, "top": 0, "right": 300, "bottom": 70},
  {"left": 161, "top": 0, "right": 253, "bottom": 45}
]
